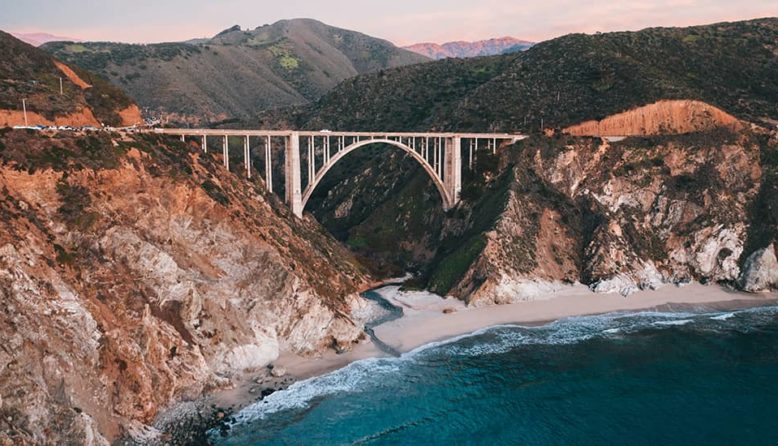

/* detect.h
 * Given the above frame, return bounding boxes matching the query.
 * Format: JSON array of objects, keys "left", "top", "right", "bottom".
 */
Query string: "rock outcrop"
[
  {"left": 0, "top": 130, "right": 372, "bottom": 444},
  {"left": 739, "top": 244, "right": 778, "bottom": 292},
  {"left": 444, "top": 129, "right": 775, "bottom": 304}
]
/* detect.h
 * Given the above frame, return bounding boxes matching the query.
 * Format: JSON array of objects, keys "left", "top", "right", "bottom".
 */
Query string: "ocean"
[{"left": 212, "top": 303, "right": 778, "bottom": 445}]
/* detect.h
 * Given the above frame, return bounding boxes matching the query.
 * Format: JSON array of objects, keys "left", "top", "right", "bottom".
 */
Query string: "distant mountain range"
[
  {"left": 43, "top": 19, "right": 428, "bottom": 124},
  {"left": 403, "top": 37, "right": 534, "bottom": 59},
  {"left": 10, "top": 32, "right": 80, "bottom": 47}
]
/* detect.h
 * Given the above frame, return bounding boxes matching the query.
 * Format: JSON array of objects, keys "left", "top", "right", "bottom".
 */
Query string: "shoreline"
[{"left": 209, "top": 282, "right": 777, "bottom": 417}]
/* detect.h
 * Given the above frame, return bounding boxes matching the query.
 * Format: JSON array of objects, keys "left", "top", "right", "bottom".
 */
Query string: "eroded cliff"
[
  {"left": 441, "top": 129, "right": 778, "bottom": 304},
  {"left": 0, "top": 130, "right": 372, "bottom": 444}
]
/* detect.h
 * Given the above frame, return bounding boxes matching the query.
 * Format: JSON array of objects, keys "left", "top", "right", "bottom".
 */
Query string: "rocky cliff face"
[
  {"left": 309, "top": 127, "right": 777, "bottom": 304},
  {"left": 445, "top": 128, "right": 778, "bottom": 304},
  {"left": 0, "top": 130, "right": 372, "bottom": 444}
]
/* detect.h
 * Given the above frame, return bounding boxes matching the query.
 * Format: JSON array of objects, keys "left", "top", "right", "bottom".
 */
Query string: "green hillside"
[
  {"left": 293, "top": 17, "right": 778, "bottom": 132},
  {"left": 0, "top": 30, "right": 135, "bottom": 126},
  {"left": 43, "top": 19, "right": 428, "bottom": 124}
]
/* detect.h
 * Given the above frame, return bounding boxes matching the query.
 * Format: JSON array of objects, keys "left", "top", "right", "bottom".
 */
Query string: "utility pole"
[
  {"left": 22, "top": 99, "right": 28, "bottom": 126},
  {"left": 59, "top": 77, "right": 63, "bottom": 95}
]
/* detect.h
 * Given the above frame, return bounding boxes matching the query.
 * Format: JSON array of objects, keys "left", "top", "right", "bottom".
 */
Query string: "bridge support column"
[
  {"left": 222, "top": 135, "right": 229, "bottom": 171},
  {"left": 285, "top": 132, "right": 303, "bottom": 218},
  {"left": 443, "top": 136, "right": 461, "bottom": 209},
  {"left": 265, "top": 136, "right": 273, "bottom": 193},
  {"left": 244, "top": 136, "right": 251, "bottom": 178}
]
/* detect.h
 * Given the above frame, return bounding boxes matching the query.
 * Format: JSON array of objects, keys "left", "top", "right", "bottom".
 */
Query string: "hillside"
[
  {"left": 0, "top": 31, "right": 142, "bottom": 127},
  {"left": 290, "top": 18, "right": 778, "bottom": 132},
  {"left": 43, "top": 19, "right": 428, "bottom": 125},
  {"left": 0, "top": 129, "right": 373, "bottom": 444},
  {"left": 564, "top": 99, "right": 743, "bottom": 136},
  {"left": 403, "top": 37, "right": 533, "bottom": 59},
  {"left": 274, "top": 18, "right": 778, "bottom": 296}
]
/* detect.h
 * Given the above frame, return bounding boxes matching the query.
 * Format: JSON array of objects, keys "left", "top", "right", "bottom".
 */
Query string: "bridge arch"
[{"left": 301, "top": 138, "right": 453, "bottom": 211}]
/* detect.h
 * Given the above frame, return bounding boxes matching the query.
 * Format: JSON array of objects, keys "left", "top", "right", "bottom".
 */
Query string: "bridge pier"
[
  {"left": 244, "top": 136, "right": 251, "bottom": 178},
  {"left": 222, "top": 135, "right": 229, "bottom": 171},
  {"left": 443, "top": 136, "right": 462, "bottom": 209},
  {"left": 285, "top": 132, "right": 303, "bottom": 218},
  {"left": 265, "top": 136, "right": 273, "bottom": 193}
]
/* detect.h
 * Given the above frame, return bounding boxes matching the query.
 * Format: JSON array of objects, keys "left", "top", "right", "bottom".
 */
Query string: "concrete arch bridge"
[{"left": 153, "top": 129, "right": 526, "bottom": 217}]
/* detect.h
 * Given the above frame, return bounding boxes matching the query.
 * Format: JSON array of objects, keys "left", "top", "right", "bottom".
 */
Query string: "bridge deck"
[{"left": 152, "top": 128, "right": 526, "bottom": 140}]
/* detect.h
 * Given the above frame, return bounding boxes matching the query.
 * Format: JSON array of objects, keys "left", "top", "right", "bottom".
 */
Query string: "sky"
[{"left": 1, "top": 0, "right": 777, "bottom": 45}]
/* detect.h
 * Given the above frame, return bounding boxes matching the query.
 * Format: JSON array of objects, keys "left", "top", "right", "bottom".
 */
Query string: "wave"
[
  {"left": 220, "top": 303, "right": 778, "bottom": 432},
  {"left": 654, "top": 319, "right": 693, "bottom": 326}
]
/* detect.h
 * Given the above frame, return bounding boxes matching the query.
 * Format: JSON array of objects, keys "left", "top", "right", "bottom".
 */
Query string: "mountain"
[
  {"left": 0, "top": 30, "right": 141, "bottom": 127},
  {"left": 10, "top": 31, "right": 80, "bottom": 47},
  {"left": 264, "top": 18, "right": 778, "bottom": 299},
  {"left": 0, "top": 129, "right": 373, "bottom": 444},
  {"left": 287, "top": 18, "right": 777, "bottom": 133},
  {"left": 42, "top": 19, "right": 429, "bottom": 125},
  {"left": 404, "top": 37, "right": 533, "bottom": 59}
]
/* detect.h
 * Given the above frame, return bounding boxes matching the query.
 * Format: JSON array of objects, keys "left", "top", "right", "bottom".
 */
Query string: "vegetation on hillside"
[
  {"left": 292, "top": 18, "right": 778, "bottom": 286},
  {"left": 0, "top": 31, "right": 135, "bottom": 125},
  {"left": 292, "top": 18, "right": 778, "bottom": 132},
  {"left": 43, "top": 19, "right": 429, "bottom": 124}
]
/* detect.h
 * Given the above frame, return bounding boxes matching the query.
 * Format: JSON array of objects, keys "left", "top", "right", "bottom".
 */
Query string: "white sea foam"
[
  {"left": 230, "top": 357, "right": 403, "bottom": 425},
  {"left": 223, "top": 304, "right": 778, "bottom": 431},
  {"left": 654, "top": 319, "right": 693, "bottom": 326}
]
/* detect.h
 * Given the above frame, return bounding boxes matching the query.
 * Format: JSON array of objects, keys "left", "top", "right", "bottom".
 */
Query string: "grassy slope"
[
  {"left": 0, "top": 31, "right": 134, "bottom": 125},
  {"left": 43, "top": 19, "right": 428, "bottom": 123},
  {"left": 298, "top": 17, "right": 778, "bottom": 132}
]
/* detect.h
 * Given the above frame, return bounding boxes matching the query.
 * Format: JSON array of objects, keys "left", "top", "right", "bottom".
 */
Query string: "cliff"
[
  {"left": 0, "top": 130, "right": 372, "bottom": 444},
  {"left": 446, "top": 129, "right": 777, "bottom": 304}
]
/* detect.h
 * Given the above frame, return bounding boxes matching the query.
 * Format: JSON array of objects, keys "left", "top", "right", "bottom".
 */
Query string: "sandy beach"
[{"left": 214, "top": 283, "right": 777, "bottom": 411}]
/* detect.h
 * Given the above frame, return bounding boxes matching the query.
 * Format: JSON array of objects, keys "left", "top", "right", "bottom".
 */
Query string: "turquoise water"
[{"left": 213, "top": 304, "right": 778, "bottom": 445}]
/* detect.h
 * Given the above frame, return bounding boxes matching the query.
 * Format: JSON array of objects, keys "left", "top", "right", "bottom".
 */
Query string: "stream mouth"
[{"left": 360, "top": 288, "right": 404, "bottom": 356}]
